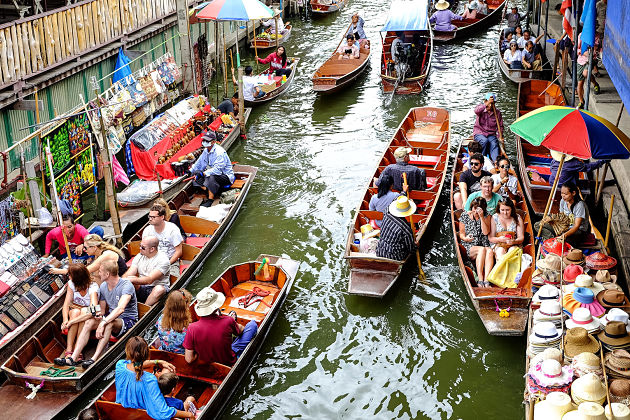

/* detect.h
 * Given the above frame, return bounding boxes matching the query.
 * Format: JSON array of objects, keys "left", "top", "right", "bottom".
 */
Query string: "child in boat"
[{"left": 158, "top": 372, "right": 197, "bottom": 414}]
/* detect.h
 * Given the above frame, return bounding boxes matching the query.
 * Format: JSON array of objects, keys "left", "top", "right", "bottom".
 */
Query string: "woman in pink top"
[{"left": 257, "top": 46, "right": 292, "bottom": 77}]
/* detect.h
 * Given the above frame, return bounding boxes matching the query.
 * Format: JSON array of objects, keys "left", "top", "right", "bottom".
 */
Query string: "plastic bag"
[
  {"left": 196, "top": 204, "right": 232, "bottom": 223},
  {"left": 37, "top": 208, "right": 54, "bottom": 226},
  {"left": 487, "top": 247, "right": 523, "bottom": 288}
]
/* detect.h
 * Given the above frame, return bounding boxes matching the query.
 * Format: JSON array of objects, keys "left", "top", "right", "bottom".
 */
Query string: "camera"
[{"left": 345, "top": 49, "right": 353, "bottom": 54}]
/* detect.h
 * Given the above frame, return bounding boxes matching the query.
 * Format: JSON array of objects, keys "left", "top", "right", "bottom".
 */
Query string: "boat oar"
[
  {"left": 386, "top": 72, "right": 404, "bottom": 106},
  {"left": 403, "top": 173, "right": 427, "bottom": 283},
  {"left": 492, "top": 102, "right": 505, "bottom": 155}
]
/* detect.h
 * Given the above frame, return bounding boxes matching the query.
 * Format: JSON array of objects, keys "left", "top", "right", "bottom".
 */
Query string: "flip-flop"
[{"left": 82, "top": 359, "right": 95, "bottom": 369}]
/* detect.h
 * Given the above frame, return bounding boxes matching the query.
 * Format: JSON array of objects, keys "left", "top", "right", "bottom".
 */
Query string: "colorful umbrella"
[
  {"left": 509, "top": 105, "right": 630, "bottom": 160},
  {"left": 195, "top": 0, "right": 274, "bottom": 21}
]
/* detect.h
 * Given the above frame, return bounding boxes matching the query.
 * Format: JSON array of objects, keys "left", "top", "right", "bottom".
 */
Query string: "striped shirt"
[{"left": 376, "top": 211, "right": 415, "bottom": 261}]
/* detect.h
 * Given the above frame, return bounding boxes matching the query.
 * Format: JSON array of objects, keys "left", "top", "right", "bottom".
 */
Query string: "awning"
[{"left": 381, "top": 0, "right": 430, "bottom": 32}]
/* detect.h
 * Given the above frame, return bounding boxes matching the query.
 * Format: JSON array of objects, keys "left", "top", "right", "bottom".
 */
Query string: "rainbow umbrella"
[
  {"left": 509, "top": 105, "right": 630, "bottom": 160},
  {"left": 195, "top": 0, "right": 274, "bottom": 21}
]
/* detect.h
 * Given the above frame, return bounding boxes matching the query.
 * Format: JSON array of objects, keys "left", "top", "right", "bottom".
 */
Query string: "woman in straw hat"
[
  {"left": 458, "top": 196, "right": 493, "bottom": 286},
  {"left": 430, "top": 0, "right": 463, "bottom": 32},
  {"left": 261, "top": 9, "right": 290, "bottom": 36},
  {"left": 375, "top": 196, "right": 417, "bottom": 261},
  {"left": 50, "top": 233, "right": 126, "bottom": 280}
]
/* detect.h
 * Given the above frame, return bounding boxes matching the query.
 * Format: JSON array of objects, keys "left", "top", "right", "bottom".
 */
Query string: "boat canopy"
[{"left": 381, "top": 0, "right": 430, "bottom": 32}]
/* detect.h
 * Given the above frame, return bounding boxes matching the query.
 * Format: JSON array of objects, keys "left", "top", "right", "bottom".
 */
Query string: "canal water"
[{"left": 68, "top": 1, "right": 534, "bottom": 419}]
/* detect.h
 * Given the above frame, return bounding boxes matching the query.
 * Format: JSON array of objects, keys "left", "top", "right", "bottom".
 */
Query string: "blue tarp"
[
  {"left": 381, "top": 0, "right": 430, "bottom": 32},
  {"left": 112, "top": 48, "right": 132, "bottom": 85},
  {"left": 602, "top": 0, "right": 630, "bottom": 111}
]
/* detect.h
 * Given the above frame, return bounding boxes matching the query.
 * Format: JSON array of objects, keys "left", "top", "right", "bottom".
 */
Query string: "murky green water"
[{"left": 66, "top": 1, "right": 536, "bottom": 418}]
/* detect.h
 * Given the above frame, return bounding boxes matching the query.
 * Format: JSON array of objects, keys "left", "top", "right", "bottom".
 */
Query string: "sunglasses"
[
  {"left": 140, "top": 245, "right": 147, "bottom": 250},
  {"left": 500, "top": 164, "right": 510, "bottom": 169},
  {"left": 470, "top": 162, "right": 481, "bottom": 167},
  {"left": 148, "top": 215, "right": 161, "bottom": 219}
]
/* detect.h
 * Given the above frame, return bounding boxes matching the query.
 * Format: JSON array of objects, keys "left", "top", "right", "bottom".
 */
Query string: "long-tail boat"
[
  {"left": 0, "top": 164, "right": 257, "bottom": 419},
  {"left": 82, "top": 255, "right": 299, "bottom": 419},
  {"left": 344, "top": 107, "right": 450, "bottom": 297},
  {"left": 380, "top": 0, "right": 433, "bottom": 95},
  {"left": 432, "top": 0, "right": 506, "bottom": 43},
  {"left": 250, "top": 25, "right": 293, "bottom": 50},
  {"left": 497, "top": 24, "right": 550, "bottom": 83},
  {"left": 312, "top": 30, "right": 371, "bottom": 94},
  {"left": 450, "top": 138, "right": 533, "bottom": 335},
  {"left": 310, "top": 0, "right": 348, "bottom": 15},
  {"left": 244, "top": 58, "right": 300, "bottom": 106}
]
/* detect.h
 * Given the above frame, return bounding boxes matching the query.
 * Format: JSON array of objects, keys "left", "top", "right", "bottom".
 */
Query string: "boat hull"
[
  {"left": 312, "top": 39, "right": 371, "bottom": 93},
  {"left": 244, "top": 58, "right": 299, "bottom": 106},
  {"left": 433, "top": 0, "right": 506, "bottom": 43},
  {"left": 250, "top": 25, "right": 292, "bottom": 50}
]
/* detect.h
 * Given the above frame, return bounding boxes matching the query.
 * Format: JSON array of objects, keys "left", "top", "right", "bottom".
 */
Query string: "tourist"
[
  {"left": 576, "top": 35, "right": 601, "bottom": 109},
  {"left": 557, "top": 182, "right": 591, "bottom": 247},
  {"left": 430, "top": 0, "right": 463, "bottom": 31},
  {"left": 454, "top": 153, "right": 492, "bottom": 210},
  {"left": 49, "top": 233, "right": 126, "bottom": 278},
  {"left": 504, "top": 6, "right": 524, "bottom": 35},
  {"left": 503, "top": 41, "right": 524, "bottom": 69},
  {"left": 346, "top": 13, "right": 368, "bottom": 48},
  {"left": 477, "top": 0, "right": 488, "bottom": 14},
  {"left": 517, "top": 30, "right": 531, "bottom": 49},
  {"left": 69, "top": 260, "right": 138, "bottom": 368},
  {"left": 464, "top": 176, "right": 502, "bottom": 215},
  {"left": 190, "top": 131, "right": 236, "bottom": 208},
  {"left": 464, "top": 140, "right": 494, "bottom": 172},
  {"left": 492, "top": 156, "right": 518, "bottom": 199},
  {"left": 154, "top": 197, "right": 185, "bottom": 239},
  {"left": 257, "top": 46, "right": 292, "bottom": 77},
  {"left": 473, "top": 92, "right": 504, "bottom": 162},
  {"left": 374, "top": 146, "right": 426, "bottom": 192},
  {"left": 158, "top": 373, "right": 197, "bottom": 412},
  {"left": 155, "top": 290, "right": 192, "bottom": 355},
  {"left": 115, "top": 336, "right": 193, "bottom": 419},
  {"left": 143, "top": 204, "right": 183, "bottom": 277},
  {"left": 369, "top": 174, "right": 402, "bottom": 228},
  {"left": 43, "top": 214, "right": 90, "bottom": 259},
  {"left": 500, "top": 32, "right": 514, "bottom": 53},
  {"left": 231, "top": 66, "right": 264, "bottom": 101},
  {"left": 183, "top": 287, "right": 258, "bottom": 365},
  {"left": 522, "top": 41, "right": 542, "bottom": 71},
  {"left": 123, "top": 236, "right": 171, "bottom": 306},
  {"left": 462, "top": 0, "right": 478, "bottom": 19},
  {"left": 375, "top": 196, "right": 417, "bottom": 261},
  {"left": 548, "top": 151, "right": 607, "bottom": 187},
  {"left": 514, "top": 25, "right": 523, "bottom": 43},
  {"left": 261, "top": 9, "right": 290, "bottom": 36},
  {"left": 489, "top": 198, "right": 524, "bottom": 260},
  {"left": 458, "top": 197, "right": 493, "bottom": 287},
  {"left": 217, "top": 93, "right": 238, "bottom": 118},
  {"left": 54, "top": 264, "right": 100, "bottom": 366},
  {"left": 337, "top": 35, "right": 360, "bottom": 60}
]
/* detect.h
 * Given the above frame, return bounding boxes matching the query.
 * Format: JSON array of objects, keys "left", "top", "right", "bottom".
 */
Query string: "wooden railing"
[{"left": 0, "top": 0, "right": 177, "bottom": 87}]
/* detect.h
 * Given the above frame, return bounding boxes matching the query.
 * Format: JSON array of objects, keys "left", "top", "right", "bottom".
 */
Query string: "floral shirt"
[{"left": 155, "top": 315, "right": 188, "bottom": 354}]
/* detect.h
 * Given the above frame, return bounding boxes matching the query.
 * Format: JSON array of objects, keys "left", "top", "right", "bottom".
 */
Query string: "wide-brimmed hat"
[
  {"left": 605, "top": 349, "right": 630, "bottom": 378},
  {"left": 565, "top": 265, "right": 585, "bottom": 283},
  {"left": 604, "top": 403, "right": 630, "bottom": 420},
  {"left": 360, "top": 223, "right": 380, "bottom": 239},
  {"left": 532, "top": 348, "right": 564, "bottom": 366},
  {"left": 194, "top": 287, "right": 226, "bottom": 316},
  {"left": 550, "top": 150, "right": 576, "bottom": 162},
  {"left": 564, "top": 327, "right": 601, "bottom": 358},
  {"left": 538, "top": 254, "right": 563, "bottom": 272},
  {"left": 566, "top": 308, "right": 602, "bottom": 333},
  {"left": 530, "top": 321, "right": 563, "bottom": 345},
  {"left": 598, "top": 322, "right": 630, "bottom": 347},
  {"left": 388, "top": 196, "right": 417, "bottom": 217},
  {"left": 543, "top": 238, "right": 573, "bottom": 257},
  {"left": 571, "top": 373, "right": 607, "bottom": 405},
  {"left": 562, "top": 402, "right": 607, "bottom": 420},
  {"left": 586, "top": 252, "right": 617, "bottom": 270},
  {"left": 595, "top": 270, "right": 617, "bottom": 284},
  {"left": 564, "top": 275, "right": 605, "bottom": 296},
  {"left": 435, "top": 0, "right": 450, "bottom": 10},
  {"left": 533, "top": 284, "right": 560, "bottom": 305},
  {"left": 533, "top": 392, "right": 573, "bottom": 420},
  {"left": 534, "top": 300, "right": 564, "bottom": 323},
  {"left": 563, "top": 288, "right": 606, "bottom": 318},
  {"left": 609, "top": 379, "right": 630, "bottom": 405},
  {"left": 467, "top": 0, "right": 479, "bottom": 10},
  {"left": 596, "top": 290, "right": 630, "bottom": 309},
  {"left": 564, "top": 249, "right": 585, "bottom": 266},
  {"left": 529, "top": 359, "right": 574, "bottom": 388},
  {"left": 393, "top": 146, "right": 412, "bottom": 159},
  {"left": 601, "top": 308, "right": 630, "bottom": 333},
  {"left": 571, "top": 352, "right": 603, "bottom": 379}
]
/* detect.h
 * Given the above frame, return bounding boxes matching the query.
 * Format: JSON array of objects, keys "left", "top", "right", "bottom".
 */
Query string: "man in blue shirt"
[{"left": 190, "top": 131, "right": 235, "bottom": 207}]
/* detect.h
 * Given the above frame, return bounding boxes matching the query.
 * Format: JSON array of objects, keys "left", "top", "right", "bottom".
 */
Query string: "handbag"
[{"left": 495, "top": 230, "right": 517, "bottom": 249}]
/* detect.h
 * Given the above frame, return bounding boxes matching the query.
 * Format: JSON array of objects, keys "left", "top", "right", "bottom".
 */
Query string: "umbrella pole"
[
  {"left": 274, "top": 16, "right": 279, "bottom": 50},
  {"left": 535, "top": 154, "right": 565, "bottom": 260},
  {"left": 254, "top": 20, "right": 259, "bottom": 73},
  {"left": 235, "top": 25, "right": 245, "bottom": 132},
  {"left": 604, "top": 194, "right": 614, "bottom": 251},
  {"left": 223, "top": 22, "right": 228, "bottom": 98},
  {"left": 215, "top": 21, "right": 219, "bottom": 105}
]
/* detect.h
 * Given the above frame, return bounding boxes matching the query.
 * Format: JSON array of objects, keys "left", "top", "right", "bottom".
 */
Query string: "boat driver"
[{"left": 190, "top": 131, "right": 235, "bottom": 207}]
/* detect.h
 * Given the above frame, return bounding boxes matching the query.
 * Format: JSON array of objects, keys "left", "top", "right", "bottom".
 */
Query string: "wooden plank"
[
  {"left": 17, "top": 24, "right": 27, "bottom": 76},
  {"left": 26, "top": 22, "right": 37, "bottom": 73},
  {"left": 84, "top": 5, "right": 94, "bottom": 48},
  {"left": 6, "top": 27, "right": 16, "bottom": 80},
  {"left": 99, "top": 0, "right": 109, "bottom": 42},
  {"left": 63, "top": 10, "right": 72, "bottom": 56},
  {"left": 50, "top": 12, "right": 61, "bottom": 63},
  {"left": 70, "top": 8, "right": 79, "bottom": 56},
  {"left": 91, "top": 1, "right": 100, "bottom": 46},
  {"left": 43, "top": 16, "right": 54, "bottom": 66},
  {"left": 32, "top": 19, "right": 43, "bottom": 71},
  {"left": 75, "top": 8, "right": 85, "bottom": 51},
  {"left": 0, "top": 29, "right": 8, "bottom": 83},
  {"left": 10, "top": 25, "right": 22, "bottom": 78}
]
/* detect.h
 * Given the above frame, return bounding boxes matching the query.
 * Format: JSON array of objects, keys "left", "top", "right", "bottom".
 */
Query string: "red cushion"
[
  {"left": 527, "top": 165, "right": 551, "bottom": 175},
  {"left": 427, "top": 177, "right": 437, "bottom": 189},
  {"left": 180, "top": 264, "right": 190, "bottom": 275},
  {"left": 408, "top": 155, "right": 440, "bottom": 166},
  {"left": 0, "top": 281, "right": 10, "bottom": 297},
  {"left": 185, "top": 237, "right": 211, "bottom": 248}
]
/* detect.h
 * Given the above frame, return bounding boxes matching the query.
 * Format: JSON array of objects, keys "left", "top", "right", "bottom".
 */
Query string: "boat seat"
[
  {"left": 95, "top": 400, "right": 152, "bottom": 420},
  {"left": 408, "top": 154, "right": 441, "bottom": 166},
  {"left": 427, "top": 177, "right": 437, "bottom": 189},
  {"left": 221, "top": 281, "right": 279, "bottom": 315},
  {"left": 184, "top": 236, "right": 212, "bottom": 248},
  {"left": 527, "top": 165, "right": 551, "bottom": 175}
]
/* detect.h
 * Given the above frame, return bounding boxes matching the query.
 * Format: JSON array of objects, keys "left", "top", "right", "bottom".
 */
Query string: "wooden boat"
[
  {"left": 312, "top": 31, "right": 371, "bottom": 93},
  {"left": 497, "top": 25, "right": 550, "bottom": 83},
  {"left": 380, "top": 0, "right": 433, "bottom": 95},
  {"left": 310, "top": 0, "right": 347, "bottom": 15},
  {"left": 450, "top": 138, "right": 534, "bottom": 336},
  {"left": 514, "top": 80, "right": 594, "bottom": 216},
  {"left": 432, "top": 0, "right": 506, "bottom": 43},
  {"left": 0, "top": 164, "right": 258, "bottom": 419},
  {"left": 83, "top": 255, "right": 299, "bottom": 420},
  {"left": 250, "top": 24, "right": 293, "bottom": 50},
  {"left": 344, "top": 107, "right": 450, "bottom": 297},
  {"left": 244, "top": 58, "right": 299, "bottom": 106}
]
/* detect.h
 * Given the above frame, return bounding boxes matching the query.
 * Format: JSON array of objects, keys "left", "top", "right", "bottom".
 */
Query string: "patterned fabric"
[
  {"left": 375, "top": 211, "right": 415, "bottom": 261},
  {"left": 155, "top": 314, "right": 188, "bottom": 354},
  {"left": 125, "top": 140, "right": 136, "bottom": 177},
  {"left": 459, "top": 211, "right": 490, "bottom": 257}
]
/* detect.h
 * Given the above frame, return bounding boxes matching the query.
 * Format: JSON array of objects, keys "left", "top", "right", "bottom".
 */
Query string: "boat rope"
[
  {"left": 24, "top": 380, "right": 44, "bottom": 399},
  {"left": 39, "top": 366, "right": 77, "bottom": 378},
  {"left": 238, "top": 286, "right": 271, "bottom": 309}
]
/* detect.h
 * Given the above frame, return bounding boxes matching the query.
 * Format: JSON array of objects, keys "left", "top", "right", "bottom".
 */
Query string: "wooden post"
[
  {"left": 222, "top": 22, "right": 228, "bottom": 98},
  {"left": 253, "top": 20, "right": 259, "bottom": 73},
  {"left": 604, "top": 194, "right": 614, "bottom": 251},
  {"left": 176, "top": 0, "right": 196, "bottom": 94},
  {"left": 34, "top": 89, "right": 47, "bottom": 207},
  {"left": 45, "top": 141, "right": 73, "bottom": 261},
  {"left": 536, "top": 154, "right": 566, "bottom": 260},
  {"left": 274, "top": 16, "right": 279, "bottom": 50},
  {"left": 238, "top": 66, "right": 245, "bottom": 131}
]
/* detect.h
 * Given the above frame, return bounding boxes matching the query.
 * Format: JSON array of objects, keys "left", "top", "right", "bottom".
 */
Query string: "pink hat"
[{"left": 564, "top": 264, "right": 584, "bottom": 283}]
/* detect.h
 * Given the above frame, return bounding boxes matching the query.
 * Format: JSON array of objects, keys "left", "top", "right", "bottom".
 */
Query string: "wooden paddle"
[
  {"left": 491, "top": 101, "right": 504, "bottom": 153},
  {"left": 403, "top": 173, "right": 427, "bottom": 283}
]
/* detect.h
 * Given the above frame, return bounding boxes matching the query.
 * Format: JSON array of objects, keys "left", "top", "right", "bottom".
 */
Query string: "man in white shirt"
[
  {"left": 142, "top": 204, "right": 183, "bottom": 278},
  {"left": 261, "top": 9, "right": 290, "bottom": 35},
  {"left": 123, "top": 236, "right": 171, "bottom": 306},
  {"left": 232, "top": 66, "right": 264, "bottom": 102}
]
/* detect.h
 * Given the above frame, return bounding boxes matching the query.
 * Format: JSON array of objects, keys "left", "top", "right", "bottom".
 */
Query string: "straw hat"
[
  {"left": 562, "top": 402, "right": 606, "bottom": 420},
  {"left": 539, "top": 254, "right": 563, "bottom": 272},
  {"left": 435, "top": 0, "right": 450, "bottom": 10},
  {"left": 609, "top": 379, "right": 630, "bottom": 405},
  {"left": 597, "top": 290, "right": 630, "bottom": 309},
  {"left": 530, "top": 321, "right": 563, "bottom": 345},
  {"left": 194, "top": 287, "right": 226, "bottom": 317},
  {"left": 601, "top": 308, "right": 630, "bottom": 333},
  {"left": 534, "top": 300, "right": 564, "bottom": 323},
  {"left": 563, "top": 287, "right": 606, "bottom": 318},
  {"left": 571, "top": 373, "right": 607, "bottom": 405},
  {"left": 598, "top": 322, "right": 630, "bottom": 348},
  {"left": 533, "top": 284, "right": 561, "bottom": 305},
  {"left": 564, "top": 275, "right": 605, "bottom": 296},
  {"left": 534, "top": 392, "right": 574, "bottom": 420},
  {"left": 564, "top": 249, "right": 586, "bottom": 266},
  {"left": 550, "top": 150, "right": 576, "bottom": 162},
  {"left": 393, "top": 147, "right": 412, "bottom": 159},
  {"left": 529, "top": 359, "right": 574, "bottom": 388},
  {"left": 605, "top": 349, "right": 630, "bottom": 378},
  {"left": 605, "top": 403, "right": 630, "bottom": 420},
  {"left": 388, "top": 196, "right": 417, "bottom": 218},
  {"left": 532, "top": 348, "right": 564, "bottom": 366},
  {"left": 360, "top": 223, "right": 380, "bottom": 239},
  {"left": 595, "top": 270, "right": 618, "bottom": 284},
  {"left": 564, "top": 327, "right": 601, "bottom": 358},
  {"left": 586, "top": 252, "right": 617, "bottom": 270},
  {"left": 565, "top": 265, "right": 585, "bottom": 283},
  {"left": 543, "top": 238, "right": 573, "bottom": 257},
  {"left": 571, "top": 352, "right": 603, "bottom": 379},
  {"left": 566, "top": 308, "right": 602, "bottom": 333}
]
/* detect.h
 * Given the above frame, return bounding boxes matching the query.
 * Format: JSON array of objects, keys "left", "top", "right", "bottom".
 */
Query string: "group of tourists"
[{"left": 500, "top": 6, "right": 543, "bottom": 71}]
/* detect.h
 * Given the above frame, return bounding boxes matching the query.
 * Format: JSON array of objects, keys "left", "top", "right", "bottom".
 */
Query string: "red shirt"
[
  {"left": 257, "top": 52, "right": 288, "bottom": 71},
  {"left": 182, "top": 315, "right": 238, "bottom": 365},
  {"left": 45, "top": 224, "right": 89, "bottom": 255}
]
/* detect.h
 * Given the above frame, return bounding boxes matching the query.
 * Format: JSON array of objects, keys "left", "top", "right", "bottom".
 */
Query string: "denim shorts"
[{"left": 116, "top": 316, "right": 137, "bottom": 338}]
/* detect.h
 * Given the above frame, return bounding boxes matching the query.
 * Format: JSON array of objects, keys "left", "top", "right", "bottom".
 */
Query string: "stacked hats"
[
  {"left": 609, "top": 379, "right": 630, "bottom": 406},
  {"left": 564, "top": 275, "right": 605, "bottom": 297},
  {"left": 565, "top": 265, "right": 585, "bottom": 284},
  {"left": 528, "top": 359, "right": 574, "bottom": 395},
  {"left": 565, "top": 308, "right": 603, "bottom": 334},
  {"left": 596, "top": 290, "right": 630, "bottom": 311},
  {"left": 598, "top": 321, "right": 630, "bottom": 352},
  {"left": 564, "top": 327, "right": 601, "bottom": 361},
  {"left": 529, "top": 321, "right": 563, "bottom": 355},
  {"left": 563, "top": 287, "right": 606, "bottom": 318},
  {"left": 604, "top": 403, "right": 630, "bottom": 420},
  {"left": 564, "top": 249, "right": 586, "bottom": 267},
  {"left": 586, "top": 252, "right": 617, "bottom": 271},
  {"left": 562, "top": 402, "right": 607, "bottom": 420},
  {"left": 571, "top": 373, "right": 607, "bottom": 405},
  {"left": 537, "top": 254, "right": 563, "bottom": 286},
  {"left": 534, "top": 301, "right": 565, "bottom": 328},
  {"left": 533, "top": 392, "right": 574, "bottom": 420},
  {"left": 604, "top": 350, "right": 630, "bottom": 380},
  {"left": 533, "top": 284, "right": 561, "bottom": 305},
  {"left": 532, "top": 348, "right": 564, "bottom": 367},
  {"left": 601, "top": 308, "right": 630, "bottom": 333},
  {"left": 571, "top": 352, "right": 604, "bottom": 380}
]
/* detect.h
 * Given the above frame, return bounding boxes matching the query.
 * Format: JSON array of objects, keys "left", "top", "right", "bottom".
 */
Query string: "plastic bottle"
[{"left": 282, "top": 74, "right": 287, "bottom": 84}]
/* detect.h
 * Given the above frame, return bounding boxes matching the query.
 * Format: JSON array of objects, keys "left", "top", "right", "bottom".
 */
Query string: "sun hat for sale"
[
  {"left": 543, "top": 238, "right": 573, "bottom": 257},
  {"left": 563, "top": 288, "right": 606, "bottom": 318},
  {"left": 564, "top": 249, "right": 586, "bottom": 266},
  {"left": 530, "top": 321, "right": 563, "bottom": 345},
  {"left": 539, "top": 254, "right": 563, "bottom": 272},
  {"left": 532, "top": 348, "right": 564, "bottom": 366},
  {"left": 595, "top": 270, "right": 618, "bottom": 284},
  {"left": 564, "top": 275, "right": 605, "bottom": 296},
  {"left": 609, "top": 379, "right": 630, "bottom": 405},
  {"left": 534, "top": 392, "right": 574, "bottom": 420},
  {"left": 388, "top": 196, "right": 417, "bottom": 218},
  {"left": 435, "top": 0, "right": 450, "bottom": 10},
  {"left": 604, "top": 403, "right": 630, "bottom": 420},
  {"left": 564, "top": 327, "right": 601, "bottom": 359},
  {"left": 564, "top": 265, "right": 585, "bottom": 283},
  {"left": 601, "top": 308, "right": 630, "bottom": 333},
  {"left": 551, "top": 150, "right": 576, "bottom": 162},
  {"left": 571, "top": 352, "right": 603, "bottom": 379},
  {"left": 534, "top": 300, "right": 564, "bottom": 323},
  {"left": 533, "top": 284, "right": 560, "bottom": 305},
  {"left": 598, "top": 322, "right": 630, "bottom": 349},
  {"left": 529, "top": 359, "right": 574, "bottom": 389},
  {"left": 571, "top": 373, "right": 607, "bottom": 405},
  {"left": 596, "top": 290, "right": 630, "bottom": 309},
  {"left": 562, "top": 402, "right": 606, "bottom": 420},
  {"left": 586, "top": 252, "right": 617, "bottom": 271},
  {"left": 393, "top": 147, "right": 412, "bottom": 159},
  {"left": 565, "top": 308, "right": 602, "bottom": 334},
  {"left": 605, "top": 349, "right": 630, "bottom": 378},
  {"left": 194, "top": 286, "right": 225, "bottom": 316}
]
